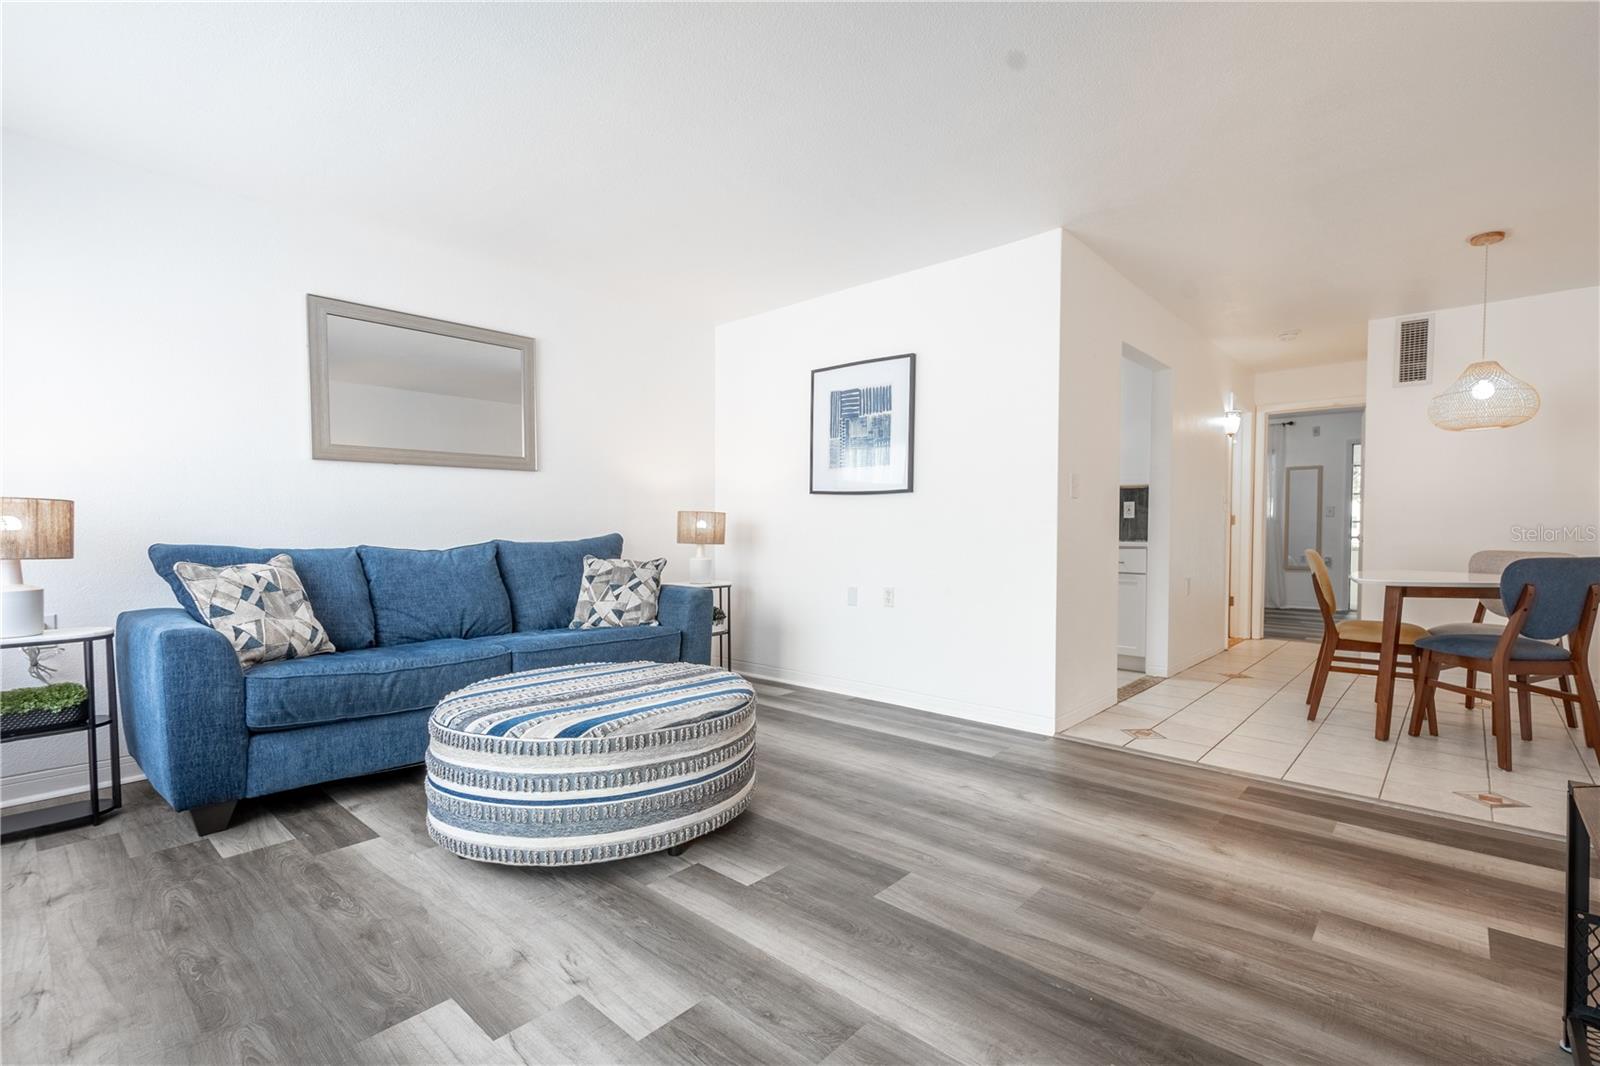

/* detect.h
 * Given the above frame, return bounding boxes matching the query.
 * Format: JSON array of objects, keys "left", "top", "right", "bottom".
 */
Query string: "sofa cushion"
[
  {"left": 244, "top": 637, "right": 511, "bottom": 731},
  {"left": 359, "top": 542, "right": 513, "bottom": 645},
  {"left": 150, "top": 544, "right": 377, "bottom": 650},
  {"left": 492, "top": 626, "right": 683, "bottom": 672},
  {"left": 494, "top": 534, "right": 623, "bottom": 631}
]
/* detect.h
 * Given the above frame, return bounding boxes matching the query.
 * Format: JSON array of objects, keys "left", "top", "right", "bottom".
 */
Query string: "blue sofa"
[{"left": 115, "top": 534, "right": 712, "bottom": 834}]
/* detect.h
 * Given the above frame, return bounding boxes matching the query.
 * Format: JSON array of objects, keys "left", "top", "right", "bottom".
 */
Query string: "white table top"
[
  {"left": 0, "top": 625, "right": 115, "bottom": 648},
  {"left": 1352, "top": 569, "right": 1500, "bottom": 588}
]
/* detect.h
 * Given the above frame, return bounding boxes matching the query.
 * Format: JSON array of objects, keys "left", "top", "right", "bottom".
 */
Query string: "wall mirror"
[
  {"left": 308, "top": 295, "right": 537, "bottom": 470},
  {"left": 1282, "top": 465, "right": 1323, "bottom": 570}
]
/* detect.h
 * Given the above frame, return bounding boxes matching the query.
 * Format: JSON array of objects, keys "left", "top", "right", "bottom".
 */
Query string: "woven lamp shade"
[
  {"left": 0, "top": 498, "right": 75, "bottom": 559},
  {"left": 676, "top": 510, "right": 726, "bottom": 546},
  {"left": 1427, "top": 361, "right": 1540, "bottom": 431}
]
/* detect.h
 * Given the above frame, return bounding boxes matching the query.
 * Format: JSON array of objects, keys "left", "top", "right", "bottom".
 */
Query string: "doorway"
[
  {"left": 1117, "top": 347, "right": 1171, "bottom": 686},
  {"left": 1261, "top": 407, "right": 1365, "bottom": 640}
]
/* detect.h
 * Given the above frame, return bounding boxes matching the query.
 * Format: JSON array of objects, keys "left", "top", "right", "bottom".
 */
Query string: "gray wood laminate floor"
[{"left": 1, "top": 680, "right": 1575, "bottom": 1065}]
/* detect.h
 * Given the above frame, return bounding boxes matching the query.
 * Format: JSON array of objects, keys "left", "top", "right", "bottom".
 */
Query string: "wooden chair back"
[{"left": 1304, "top": 549, "right": 1338, "bottom": 635}]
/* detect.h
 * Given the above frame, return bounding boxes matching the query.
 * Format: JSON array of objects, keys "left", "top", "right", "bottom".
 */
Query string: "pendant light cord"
[{"left": 1480, "top": 242, "right": 1489, "bottom": 361}]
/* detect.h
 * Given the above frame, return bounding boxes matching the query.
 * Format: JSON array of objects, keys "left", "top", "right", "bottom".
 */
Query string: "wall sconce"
[{"left": 1221, "top": 406, "right": 1243, "bottom": 438}]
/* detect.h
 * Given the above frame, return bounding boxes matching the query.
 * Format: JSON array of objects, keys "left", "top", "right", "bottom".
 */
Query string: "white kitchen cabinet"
[
  {"left": 1117, "top": 546, "right": 1148, "bottom": 667},
  {"left": 1117, "top": 573, "right": 1147, "bottom": 663}
]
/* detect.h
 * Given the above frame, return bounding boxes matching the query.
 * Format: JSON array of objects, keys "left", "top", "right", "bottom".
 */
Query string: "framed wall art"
[{"left": 809, "top": 353, "right": 915, "bottom": 494}]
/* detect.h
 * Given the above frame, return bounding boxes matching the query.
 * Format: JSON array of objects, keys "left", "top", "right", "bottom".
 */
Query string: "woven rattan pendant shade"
[
  {"left": 1427, "top": 360, "right": 1540, "bottom": 431},
  {"left": 1428, "top": 230, "right": 1539, "bottom": 432}
]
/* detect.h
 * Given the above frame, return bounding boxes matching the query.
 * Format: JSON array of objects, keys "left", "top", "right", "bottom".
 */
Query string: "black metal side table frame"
[
  {"left": 1, "top": 629, "right": 122, "bottom": 841},
  {"left": 704, "top": 583, "right": 732, "bottom": 670}
]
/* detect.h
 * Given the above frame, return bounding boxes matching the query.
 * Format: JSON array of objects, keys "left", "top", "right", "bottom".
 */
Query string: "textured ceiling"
[{"left": 5, "top": 3, "right": 1596, "bottom": 368}]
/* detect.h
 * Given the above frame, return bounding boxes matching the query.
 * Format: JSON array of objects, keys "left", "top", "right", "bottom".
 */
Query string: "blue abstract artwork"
[
  {"left": 828, "top": 385, "right": 893, "bottom": 468},
  {"left": 811, "top": 352, "right": 914, "bottom": 494}
]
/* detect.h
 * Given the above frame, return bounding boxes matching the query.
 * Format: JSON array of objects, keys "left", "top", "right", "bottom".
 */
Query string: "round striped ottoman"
[{"left": 425, "top": 660, "right": 756, "bottom": 866}]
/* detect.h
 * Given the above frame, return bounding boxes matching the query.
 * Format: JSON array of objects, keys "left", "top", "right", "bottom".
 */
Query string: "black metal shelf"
[
  {"left": 0, "top": 632, "right": 121, "bottom": 842},
  {"left": 2, "top": 714, "right": 113, "bottom": 743}
]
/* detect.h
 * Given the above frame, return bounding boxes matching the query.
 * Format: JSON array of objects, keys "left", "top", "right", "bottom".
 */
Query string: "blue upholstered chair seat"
[
  {"left": 492, "top": 626, "right": 685, "bottom": 672},
  {"left": 1413, "top": 631, "right": 1568, "bottom": 662},
  {"left": 1424, "top": 621, "right": 1506, "bottom": 638},
  {"left": 245, "top": 638, "right": 512, "bottom": 731}
]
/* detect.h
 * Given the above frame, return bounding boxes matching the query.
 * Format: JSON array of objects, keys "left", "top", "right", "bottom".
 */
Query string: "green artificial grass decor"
[{"left": 0, "top": 682, "right": 88, "bottom": 716}]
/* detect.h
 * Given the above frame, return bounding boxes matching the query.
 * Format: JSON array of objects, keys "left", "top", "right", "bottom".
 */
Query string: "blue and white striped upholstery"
[{"left": 425, "top": 661, "right": 755, "bottom": 866}]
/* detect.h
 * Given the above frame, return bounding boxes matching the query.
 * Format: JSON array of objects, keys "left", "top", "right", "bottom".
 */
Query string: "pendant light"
[{"left": 1427, "top": 231, "right": 1540, "bottom": 431}]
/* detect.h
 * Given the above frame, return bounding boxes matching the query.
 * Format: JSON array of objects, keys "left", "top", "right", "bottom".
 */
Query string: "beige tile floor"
[{"left": 1067, "top": 638, "right": 1596, "bottom": 835}]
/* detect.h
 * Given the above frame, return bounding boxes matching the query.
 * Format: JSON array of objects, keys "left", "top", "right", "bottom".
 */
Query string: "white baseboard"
[
  {"left": 0, "top": 757, "right": 145, "bottom": 807},
  {"left": 732, "top": 658, "right": 1056, "bottom": 736}
]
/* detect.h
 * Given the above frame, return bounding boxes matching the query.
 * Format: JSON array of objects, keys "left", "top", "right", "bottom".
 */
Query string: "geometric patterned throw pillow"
[
  {"left": 173, "top": 553, "right": 336, "bottom": 667},
  {"left": 569, "top": 555, "right": 667, "bottom": 629}
]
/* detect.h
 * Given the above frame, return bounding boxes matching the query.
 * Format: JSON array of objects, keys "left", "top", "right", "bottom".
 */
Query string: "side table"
[
  {"left": 1, "top": 626, "right": 122, "bottom": 841},
  {"left": 669, "top": 582, "right": 732, "bottom": 670},
  {"left": 1565, "top": 781, "right": 1600, "bottom": 1062}
]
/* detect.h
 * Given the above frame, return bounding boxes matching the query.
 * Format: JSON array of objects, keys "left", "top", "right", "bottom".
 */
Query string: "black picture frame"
[{"left": 809, "top": 352, "right": 916, "bottom": 495}]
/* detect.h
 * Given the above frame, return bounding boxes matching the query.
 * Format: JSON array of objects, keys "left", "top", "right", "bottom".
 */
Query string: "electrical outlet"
[
  {"left": 1070, "top": 473, "right": 1080, "bottom": 499},
  {"left": 847, "top": 586, "right": 858, "bottom": 607},
  {"left": 1122, "top": 500, "right": 1136, "bottom": 519},
  {"left": 1185, "top": 577, "right": 1192, "bottom": 596},
  {"left": 882, "top": 587, "right": 895, "bottom": 608}
]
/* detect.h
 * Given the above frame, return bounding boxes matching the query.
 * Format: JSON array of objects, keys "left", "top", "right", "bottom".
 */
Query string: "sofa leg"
[{"left": 190, "top": 801, "right": 237, "bottom": 836}]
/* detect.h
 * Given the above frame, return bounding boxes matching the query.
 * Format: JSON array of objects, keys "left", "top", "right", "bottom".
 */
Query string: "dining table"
[{"left": 1350, "top": 569, "right": 1502, "bottom": 740}]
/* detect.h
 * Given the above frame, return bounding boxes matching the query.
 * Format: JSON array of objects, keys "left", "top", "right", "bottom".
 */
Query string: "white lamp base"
[
  {"left": 687, "top": 554, "right": 715, "bottom": 584},
  {"left": 1, "top": 584, "right": 44, "bottom": 638}
]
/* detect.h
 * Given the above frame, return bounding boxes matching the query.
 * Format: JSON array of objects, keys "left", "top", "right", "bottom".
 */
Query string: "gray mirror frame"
[{"left": 307, "top": 294, "right": 538, "bottom": 471}]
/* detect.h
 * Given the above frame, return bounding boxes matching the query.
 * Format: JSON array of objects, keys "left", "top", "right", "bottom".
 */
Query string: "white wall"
[
  {"left": 1119, "top": 358, "right": 1154, "bottom": 485},
  {"left": 1363, "top": 286, "right": 1600, "bottom": 628},
  {"left": 1058, "top": 233, "right": 1246, "bottom": 728},
  {"left": 1252, "top": 359, "right": 1366, "bottom": 409},
  {"left": 0, "top": 133, "right": 715, "bottom": 800},
  {"left": 714, "top": 231, "right": 1064, "bottom": 734}
]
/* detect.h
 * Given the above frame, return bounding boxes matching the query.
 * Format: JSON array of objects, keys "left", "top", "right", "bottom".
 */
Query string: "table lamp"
[
  {"left": 676, "top": 510, "right": 725, "bottom": 584},
  {"left": 1, "top": 497, "right": 75, "bottom": 638}
]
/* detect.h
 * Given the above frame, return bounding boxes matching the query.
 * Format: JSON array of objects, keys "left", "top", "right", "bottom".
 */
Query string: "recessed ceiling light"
[{"left": 1277, "top": 329, "right": 1301, "bottom": 342}]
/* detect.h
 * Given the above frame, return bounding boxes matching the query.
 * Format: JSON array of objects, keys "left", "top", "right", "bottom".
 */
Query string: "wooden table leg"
[{"left": 1375, "top": 585, "right": 1405, "bottom": 740}]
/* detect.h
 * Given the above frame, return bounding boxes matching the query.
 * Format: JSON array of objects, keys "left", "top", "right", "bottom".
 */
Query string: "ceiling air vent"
[{"left": 1395, "top": 316, "right": 1432, "bottom": 386}]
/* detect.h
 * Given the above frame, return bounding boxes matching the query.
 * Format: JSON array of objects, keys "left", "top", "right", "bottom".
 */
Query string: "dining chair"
[
  {"left": 1409, "top": 557, "right": 1600, "bottom": 772},
  {"left": 1427, "top": 549, "right": 1576, "bottom": 724},
  {"left": 1303, "top": 549, "right": 1425, "bottom": 719}
]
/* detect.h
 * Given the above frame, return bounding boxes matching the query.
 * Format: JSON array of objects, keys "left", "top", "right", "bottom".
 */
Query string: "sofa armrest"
[
  {"left": 115, "top": 608, "right": 247, "bottom": 811},
  {"left": 658, "top": 585, "right": 714, "bottom": 665}
]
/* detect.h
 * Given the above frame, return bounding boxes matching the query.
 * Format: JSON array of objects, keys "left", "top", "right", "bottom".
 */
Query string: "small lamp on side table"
[
  {"left": 1, "top": 498, "right": 75, "bottom": 639},
  {"left": 677, "top": 510, "right": 726, "bottom": 584}
]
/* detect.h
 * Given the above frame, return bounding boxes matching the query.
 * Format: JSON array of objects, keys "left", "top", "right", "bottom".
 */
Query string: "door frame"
[{"left": 1247, "top": 396, "right": 1366, "bottom": 639}]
